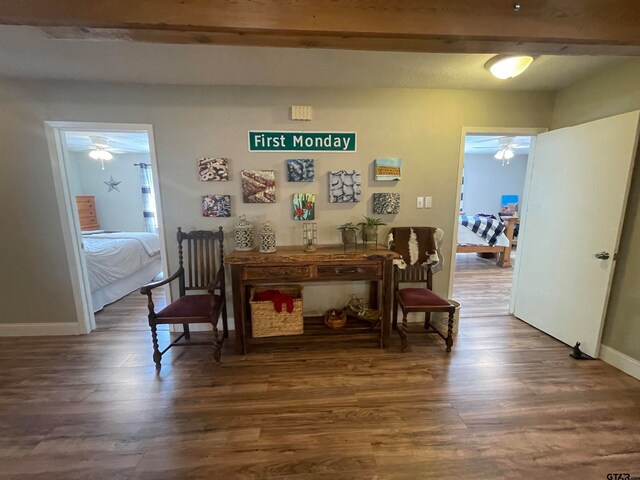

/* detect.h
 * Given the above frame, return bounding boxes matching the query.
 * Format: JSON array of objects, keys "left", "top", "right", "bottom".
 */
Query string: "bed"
[
  {"left": 456, "top": 216, "right": 518, "bottom": 268},
  {"left": 82, "top": 231, "right": 162, "bottom": 312},
  {"left": 76, "top": 195, "right": 162, "bottom": 312}
]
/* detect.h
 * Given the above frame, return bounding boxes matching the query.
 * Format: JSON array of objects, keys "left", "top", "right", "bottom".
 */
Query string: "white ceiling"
[
  {"left": 465, "top": 135, "right": 532, "bottom": 155},
  {"left": 0, "top": 26, "right": 630, "bottom": 90},
  {"left": 64, "top": 131, "right": 150, "bottom": 154}
]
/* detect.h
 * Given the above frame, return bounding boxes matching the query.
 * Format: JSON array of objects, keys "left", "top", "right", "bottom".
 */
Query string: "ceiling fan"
[
  {"left": 470, "top": 136, "right": 525, "bottom": 166},
  {"left": 87, "top": 136, "right": 116, "bottom": 169}
]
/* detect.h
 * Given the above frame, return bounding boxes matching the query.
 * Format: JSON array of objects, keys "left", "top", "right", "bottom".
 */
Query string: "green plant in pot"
[
  {"left": 359, "top": 215, "right": 386, "bottom": 244},
  {"left": 337, "top": 222, "right": 359, "bottom": 244}
]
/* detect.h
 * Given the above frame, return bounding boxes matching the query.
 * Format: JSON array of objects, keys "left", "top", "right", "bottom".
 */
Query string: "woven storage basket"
[{"left": 250, "top": 285, "right": 303, "bottom": 338}]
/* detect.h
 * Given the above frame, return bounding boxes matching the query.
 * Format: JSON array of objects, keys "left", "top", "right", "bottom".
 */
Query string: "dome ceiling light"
[{"left": 485, "top": 55, "right": 534, "bottom": 79}]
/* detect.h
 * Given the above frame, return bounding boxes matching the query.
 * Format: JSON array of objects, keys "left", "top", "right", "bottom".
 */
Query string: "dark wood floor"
[
  {"left": 454, "top": 252, "right": 515, "bottom": 317},
  {"left": 2, "top": 289, "right": 640, "bottom": 479}
]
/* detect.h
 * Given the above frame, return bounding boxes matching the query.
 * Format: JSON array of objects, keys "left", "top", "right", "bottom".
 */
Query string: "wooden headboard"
[{"left": 75, "top": 195, "right": 100, "bottom": 231}]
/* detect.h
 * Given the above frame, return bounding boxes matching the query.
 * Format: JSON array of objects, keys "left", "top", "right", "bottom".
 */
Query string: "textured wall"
[
  {"left": 462, "top": 153, "right": 528, "bottom": 217},
  {"left": 0, "top": 79, "right": 553, "bottom": 325}
]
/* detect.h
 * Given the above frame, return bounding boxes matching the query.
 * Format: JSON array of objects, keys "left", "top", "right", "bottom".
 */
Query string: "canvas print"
[
  {"left": 293, "top": 193, "right": 315, "bottom": 220},
  {"left": 198, "top": 157, "right": 229, "bottom": 181},
  {"left": 202, "top": 194, "right": 231, "bottom": 217},
  {"left": 500, "top": 194, "right": 519, "bottom": 216},
  {"left": 241, "top": 170, "right": 276, "bottom": 203},
  {"left": 287, "top": 159, "right": 314, "bottom": 182},
  {"left": 373, "top": 193, "right": 400, "bottom": 214},
  {"left": 329, "top": 170, "right": 361, "bottom": 203},
  {"left": 374, "top": 158, "right": 402, "bottom": 181}
]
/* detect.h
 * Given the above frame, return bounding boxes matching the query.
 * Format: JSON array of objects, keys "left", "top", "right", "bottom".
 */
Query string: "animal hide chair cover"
[{"left": 387, "top": 227, "right": 445, "bottom": 273}]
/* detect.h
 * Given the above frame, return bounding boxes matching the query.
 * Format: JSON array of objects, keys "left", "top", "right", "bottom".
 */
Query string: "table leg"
[
  {"left": 381, "top": 258, "right": 393, "bottom": 348},
  {"left": 231, "top": 266, "right": 246, "bottom": 355}
]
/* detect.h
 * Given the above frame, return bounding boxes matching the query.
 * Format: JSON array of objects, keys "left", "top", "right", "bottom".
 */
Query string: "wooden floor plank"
[{"left": 0, "top": 283, "right": 639, "bottom": 479}]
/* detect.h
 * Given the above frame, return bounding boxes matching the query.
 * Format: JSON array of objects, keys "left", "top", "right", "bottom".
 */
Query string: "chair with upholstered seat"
[
  {"left": 140, "top": 227, "right": 227, "bottom": 368},
  {"left": 389, "top": 227, "right": 455, "bottom": 353}
]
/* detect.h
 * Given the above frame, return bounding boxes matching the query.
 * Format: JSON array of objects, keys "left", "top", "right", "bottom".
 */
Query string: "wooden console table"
[{"left": 225, "top": 245, "right": 400, "bottom": 354}]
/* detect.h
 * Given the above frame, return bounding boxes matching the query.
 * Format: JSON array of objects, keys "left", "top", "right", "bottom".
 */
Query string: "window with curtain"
[{"left": 138, "top": 163, "right": 158, "bottom": 233}]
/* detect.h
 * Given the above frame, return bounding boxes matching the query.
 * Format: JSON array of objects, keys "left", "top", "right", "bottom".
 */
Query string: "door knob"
[{"left": 595, "top": 251, "right": 610, "bottom": 260}]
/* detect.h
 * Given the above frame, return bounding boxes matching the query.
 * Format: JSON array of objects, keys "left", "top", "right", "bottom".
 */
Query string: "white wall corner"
[
  {"left": 0, "top": 322, "right": 82, "bottom": 337},
  {"left": 599, "top": 344, "right": 640, "bottom": 381}
]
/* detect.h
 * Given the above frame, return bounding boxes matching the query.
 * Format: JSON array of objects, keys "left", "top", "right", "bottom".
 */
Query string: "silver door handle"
[{"left": 595, "top": 251, "right": 610, "bottom": 260}]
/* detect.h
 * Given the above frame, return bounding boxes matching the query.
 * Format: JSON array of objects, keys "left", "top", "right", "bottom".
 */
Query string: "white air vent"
[{"left": 291, "top": 105, "right": 312, "bottom": 121}]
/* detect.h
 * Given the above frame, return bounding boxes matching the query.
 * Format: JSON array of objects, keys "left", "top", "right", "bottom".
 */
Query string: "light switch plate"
[
  {"left": 425, "top": 196, "right": 432, "bottom": 208},
  {"left": 416, "top": 196, "right": 424, "bottom": 208}
]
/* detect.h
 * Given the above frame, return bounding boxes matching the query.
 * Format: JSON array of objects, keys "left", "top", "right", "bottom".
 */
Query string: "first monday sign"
[{"left": 248, "top": 131, "right": 356, "bottom": 152}]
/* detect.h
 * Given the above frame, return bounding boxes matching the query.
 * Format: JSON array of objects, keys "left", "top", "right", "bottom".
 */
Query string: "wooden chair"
[
  {"left": 392, "top": 263, "right": 455, "bottom": 353},
  {"left": 140, "top": 227, "right": 228, "bottom": 368}
]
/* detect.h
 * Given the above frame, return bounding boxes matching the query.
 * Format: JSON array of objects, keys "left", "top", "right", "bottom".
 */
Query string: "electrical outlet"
[
  {"left": 425, "top": 196, "right": 432, "bottom": 208},
  {"left": 416, "top": 196, "right": 424, "bottom": 208}
]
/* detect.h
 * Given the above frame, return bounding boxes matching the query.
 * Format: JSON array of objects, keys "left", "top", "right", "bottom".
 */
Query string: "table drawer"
[
  {"left": 317, "top": 264, "right": 380, "bottom": 280},
  {"left": 243, "top": 265, "right": 310, "bottom": 281}
]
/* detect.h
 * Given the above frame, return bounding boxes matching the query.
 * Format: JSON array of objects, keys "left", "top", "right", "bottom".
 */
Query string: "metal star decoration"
[{"left": 104, "top": 176, "right": 121, "bottom": 192}]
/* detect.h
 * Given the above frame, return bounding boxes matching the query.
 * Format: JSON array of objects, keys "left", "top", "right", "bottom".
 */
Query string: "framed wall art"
[
  {"left": 287, "top": 159, "right": 314, "bottom": 182},
  {"left": 329, "top": 170, "right": 361, "bottom": 203},
  {"left": 198, "top": 157, "right": 229, "bottom": 181},
  {"left": 372, "top": 193, "right": 400, "bottom": 214},
  {"left": 202, "top": 194, "right": 231, "bottom": 217},
  {"left": 293, "top": 193, "right": 315, "bottom": 220},
  {"left": 241, "top": 170, "right": 276, "bottom": 203}
]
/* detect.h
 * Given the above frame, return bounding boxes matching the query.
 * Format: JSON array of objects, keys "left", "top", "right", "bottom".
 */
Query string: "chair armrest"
[
  {"left": 207, "top": 265, "right": 225, "bottom": 293},
  {"left": 140, "top": 267, "right": 184, "bottom": 295}
]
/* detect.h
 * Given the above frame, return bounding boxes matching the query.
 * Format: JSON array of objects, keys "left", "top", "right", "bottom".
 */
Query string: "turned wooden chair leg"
[
  {"left": 212, "top": 321, "right": 222, "bottom": 363},
  {"left": 398, "top": 311, "right": 409, "bottom": 353},
  {"left": 392, "top": 296, "right": 398, "bottom": 331},
  {"left": 222, "top": 307, "right": 229, "bottom": 339},
  {"left": 150, "top": 322, "right": 162, "bottom": 368},
  {"left": 424, "top": 312, "right": 431, "bottom": 330},
  {"left": 183, "top": 324, "right": 190, "bottom": 340},
  {"left": 445, "top": 310, "right": 454, "bottom": 352}
]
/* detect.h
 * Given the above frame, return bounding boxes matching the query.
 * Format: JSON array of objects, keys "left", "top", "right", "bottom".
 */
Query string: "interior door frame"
[
  {"left": 447, "top": 126, "right": 548, "bottom": 304},
  {"left": 45, "top": 121, "right": 169, "bottom": 334}
]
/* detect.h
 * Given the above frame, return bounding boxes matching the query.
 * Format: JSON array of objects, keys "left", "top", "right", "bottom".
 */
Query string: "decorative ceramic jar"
[
  {"left": 234, "top": 215, "right": 254, "bottom": 251},
  {"left": 259, "top": 221, "right": 277, "bottom": 253},
  {"left": 303, "top": 222, "right": 317, "bottom": 252}
]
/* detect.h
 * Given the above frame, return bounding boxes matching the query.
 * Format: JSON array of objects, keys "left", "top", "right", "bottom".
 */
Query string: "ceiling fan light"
[
  {"left": 89, "top": 149, "right": 113, "bottom": 161},
  {"left": 485, "top": 55, "right": 534, "bottom": 79},
  {"left": 503, "top": 148, "right": 514, "bottom": 159}
]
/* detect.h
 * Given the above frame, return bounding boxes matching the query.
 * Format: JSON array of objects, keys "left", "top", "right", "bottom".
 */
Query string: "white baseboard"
[
  {"left": 0, "top": 322, "right": 81, "bottom": 336},
  {"left": 600, "top": 344, "right": 640, "bottom": 381}
]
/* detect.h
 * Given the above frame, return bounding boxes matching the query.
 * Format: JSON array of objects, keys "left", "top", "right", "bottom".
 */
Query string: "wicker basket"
[{"left": 250, "top": 285, "right": 303, "bottom": 338}]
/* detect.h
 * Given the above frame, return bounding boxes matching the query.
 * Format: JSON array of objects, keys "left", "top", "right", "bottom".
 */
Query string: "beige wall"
[
  {"left": 0, "top": 78, "right": 553, "bottom": 325},
  {"left": 552, "top": 59, "right": 640, "bottom": 361}
]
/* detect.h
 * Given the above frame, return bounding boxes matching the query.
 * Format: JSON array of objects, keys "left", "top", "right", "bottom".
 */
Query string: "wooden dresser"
[
  {"left": 225, "top": 245, "right": 400, "bottom": 354},
  {"left": 75, "top": 195, "right": 100, "bottom": 231}
]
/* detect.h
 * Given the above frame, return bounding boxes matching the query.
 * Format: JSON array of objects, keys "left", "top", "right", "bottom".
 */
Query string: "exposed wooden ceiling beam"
[{"left": 2, "top": 0, "right": 640, "bottom": 55}]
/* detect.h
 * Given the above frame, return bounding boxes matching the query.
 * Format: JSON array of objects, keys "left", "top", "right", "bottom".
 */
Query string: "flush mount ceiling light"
[{"left": 485, "top": 54, "right": 534, "bottom": 79}]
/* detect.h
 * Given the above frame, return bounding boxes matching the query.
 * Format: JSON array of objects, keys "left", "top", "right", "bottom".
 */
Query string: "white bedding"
[
  {"left": 82, "top": 231, "right": 162, "bottom": 311},
  {"left": 457, "top": 224, "right": 510, "bottom": 247}
]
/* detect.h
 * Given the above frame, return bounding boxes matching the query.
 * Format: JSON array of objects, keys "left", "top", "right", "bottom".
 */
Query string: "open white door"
[{"left": 513, "top": 111, "right": 640, "bottom": 358}]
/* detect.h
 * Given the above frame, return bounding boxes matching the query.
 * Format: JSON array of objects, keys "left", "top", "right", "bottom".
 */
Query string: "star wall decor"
[{"left": 104, "top": 176, "right": 121, "bottom": 192}]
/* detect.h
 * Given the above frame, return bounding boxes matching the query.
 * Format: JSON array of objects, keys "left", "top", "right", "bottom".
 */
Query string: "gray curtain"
[{"left": 138, "top": 163, "right": 158, "bottom": 233}]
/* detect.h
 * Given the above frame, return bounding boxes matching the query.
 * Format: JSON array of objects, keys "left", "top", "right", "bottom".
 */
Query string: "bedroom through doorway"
[
  {"left": 453, "top": 133, "right": 533, "bottom": 318},
  {"left": 57, "top": 127, "right": 167, "bottom": 331}
]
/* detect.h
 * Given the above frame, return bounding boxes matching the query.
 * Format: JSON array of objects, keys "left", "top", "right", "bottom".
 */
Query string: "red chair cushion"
[
  {"left": 397, "top": 288, "right": 451, "bottom": 308},
  {"left": 156, "top": 294, "right": 222, "bottom": 318}
]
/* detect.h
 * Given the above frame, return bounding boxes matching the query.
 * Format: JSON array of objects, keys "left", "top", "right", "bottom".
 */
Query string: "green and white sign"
[{"left": 248, "top": 131, "right": 356, "bottom": 152}]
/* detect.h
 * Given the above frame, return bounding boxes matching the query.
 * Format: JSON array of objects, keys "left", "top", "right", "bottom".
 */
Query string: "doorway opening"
[
  {"left": 453, "top": 134, "right": 534, "bottom": 318},
  {"left": 46, "top": 122, "right": 169, "bottom": 333}
]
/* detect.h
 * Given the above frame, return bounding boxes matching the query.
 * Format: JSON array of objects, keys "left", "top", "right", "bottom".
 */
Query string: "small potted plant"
[
  {"left": 337, "top": 222, "right": 359, "bottom": 245},
  {"left": 359, "top": 215, "right": 386, "bottom": 244}
]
